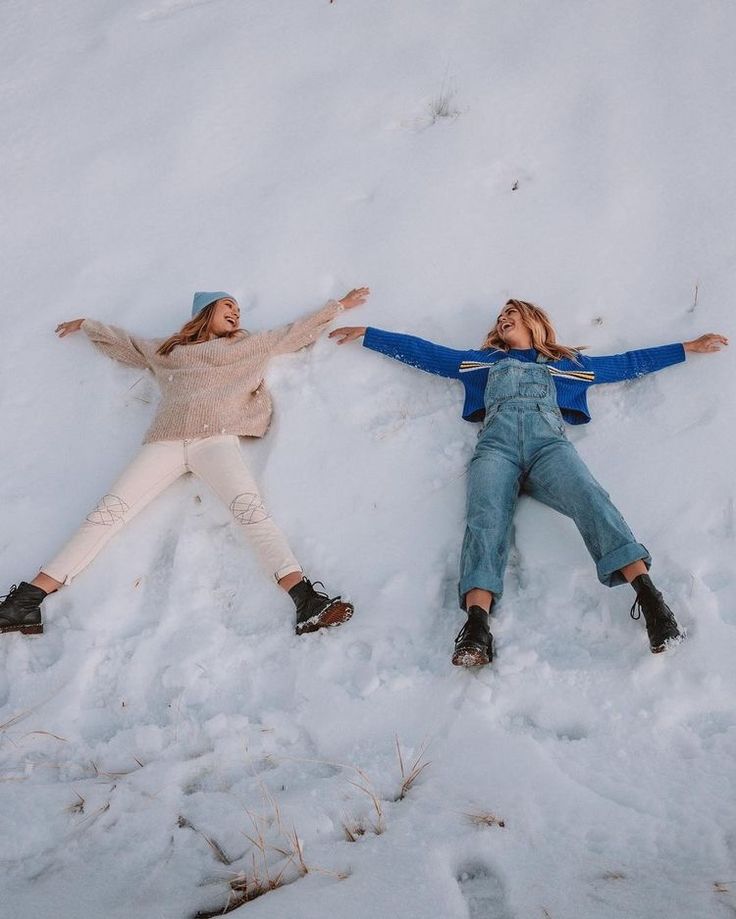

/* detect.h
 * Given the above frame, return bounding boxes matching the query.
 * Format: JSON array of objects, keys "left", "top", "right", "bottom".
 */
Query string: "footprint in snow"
[{"left": 457, "top": 862, "right": 515, "bottom": 919}]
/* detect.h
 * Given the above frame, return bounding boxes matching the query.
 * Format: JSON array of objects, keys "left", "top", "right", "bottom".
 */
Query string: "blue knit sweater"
[{"left": 362, "top": 327, "right": 686, "bottom": 425}]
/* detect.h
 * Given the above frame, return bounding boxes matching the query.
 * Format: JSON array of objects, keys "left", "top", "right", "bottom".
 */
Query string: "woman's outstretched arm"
[
  {"left": 330, "top": 326, "right": 469, "bottom": 380},
  {"left": 57, "top": 318, "right": 151, "bottom": 369},
  {"left": 259, "top": 288, "right": 369, "bottom": 357},
  {"left": 583, "top": 333, "right": 727, "bottom": 385}
]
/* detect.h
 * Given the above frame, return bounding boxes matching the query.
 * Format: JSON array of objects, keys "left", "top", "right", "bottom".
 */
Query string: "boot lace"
[
  {"left": 454, "top": 623, "right": 466, "bottom": 643},
  {"left": 630, "top": 597, "right": 643, "bottom": 621},
  {"left": 0, "top": 584, "right": 19, "bottom": 605},
  {"left": 455, "top": 620, "right": 474, "bottom": 643},
  {"left": 306, "top": 580, "right": 340, "bottom": 603},
  {"left": 454, "top": 614, "right": 489, "bottom": 645}
]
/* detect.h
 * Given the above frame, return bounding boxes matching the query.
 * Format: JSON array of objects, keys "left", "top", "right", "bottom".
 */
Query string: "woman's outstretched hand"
[
  {"left": 56, "top": 319, "right": 85, "bottom": 338},
  {"left": 338, "top": 287, "right": 370, "bottom": 310},
  {"left": 329, "top": 326, "right": 367, "bottom": 345},
  {"left": 684, "top": 333, "right": 729, "bottom": 353}
]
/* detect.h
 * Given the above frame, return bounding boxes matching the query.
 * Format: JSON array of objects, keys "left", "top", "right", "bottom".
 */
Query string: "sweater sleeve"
[
  {"left": 258, "top": 300, "right": 343, "bottom": 357},
  {"left": 362, "top": 327, "right": 466, "bottom": 379},
  {"left": 81, "top": 319, "right": 152, "bottom": 370},
  {"left": 583, "top": 342, "right": 686, "bottom": 385}
]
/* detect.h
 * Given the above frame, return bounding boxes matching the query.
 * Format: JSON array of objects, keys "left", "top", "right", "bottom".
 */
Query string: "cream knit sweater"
[{"left": 82, "top": 300, "right": 343, "bottom": 443}]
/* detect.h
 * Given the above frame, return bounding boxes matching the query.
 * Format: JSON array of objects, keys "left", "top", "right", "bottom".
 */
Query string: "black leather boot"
[
  {"left": 0, "top": 582, "right": 46, "bottom": 635},
  {"left": 452, "top": 605, "right": 494, "bottom": 667},
  {"left": 630, "top": 574, "right": 682, "bottom": 653},
  {"left": 289, "top": 578, "right": 354, "bottom": 635}
]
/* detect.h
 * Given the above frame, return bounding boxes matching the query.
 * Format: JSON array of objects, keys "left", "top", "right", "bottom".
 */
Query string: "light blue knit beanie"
[{"left": 191, "top": 291, "right": 234, "bottom": 318}]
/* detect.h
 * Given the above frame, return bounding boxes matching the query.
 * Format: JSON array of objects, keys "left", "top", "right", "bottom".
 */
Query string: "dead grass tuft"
[
  {"left": 348, "top": 768, "right": 385, "bottom": 835},
  {"left": 428, "top": 87, "right": 460, "bottom": 123},
  {"left": 65, "top": 793, "right": 85, "bottom": 815},
  {"left": 395, "top": 736, "right": 431, "bottom": 801},
  {"left": 464, "top": 810, "right": 506, "bottom": 829},
  {"left": 194, "top": 788, "right": 345, "bottom": 917},
  {"left": 342, "top": 816, "right": 368, "bottom": 842}
]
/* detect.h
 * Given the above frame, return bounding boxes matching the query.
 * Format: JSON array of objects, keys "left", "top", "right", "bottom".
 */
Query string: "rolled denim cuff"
[
  {"left": 596, "top": 542, "right": 651, "bottom": 588},
  {"left": 458, "top": 569, "right": 505, "bottom": 608}
]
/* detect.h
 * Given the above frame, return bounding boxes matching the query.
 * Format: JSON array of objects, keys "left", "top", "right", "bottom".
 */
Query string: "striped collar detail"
[
  {"left": 459, "top": 360, "right": 494, "bottom": 372},
  {"left": 458, "top": 360, "right": 595, "bottom": 383},
  {"left": 547, "top": 366, "right": 595, "bottom": 382}
]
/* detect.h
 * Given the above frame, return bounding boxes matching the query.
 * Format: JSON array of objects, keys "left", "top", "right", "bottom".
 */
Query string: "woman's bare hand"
[
  {"left": 329, "top": 326, "right": 367, "bottom": 345},
  {"left": 338, "top": 287, "right": 370, "bottom": 310},
  {"left": 684, "top": 333, "right": 729, "bottom": 353},
  {"left": 55, "top": 319, "right": 85, "bottom": 338}
]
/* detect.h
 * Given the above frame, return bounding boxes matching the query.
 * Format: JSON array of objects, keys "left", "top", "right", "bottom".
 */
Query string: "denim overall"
[{"left": 458, "top": 360, "right": 650, "bottom": 605}]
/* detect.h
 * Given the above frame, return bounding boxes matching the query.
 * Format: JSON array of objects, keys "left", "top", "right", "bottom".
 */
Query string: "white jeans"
[{"left": 42, "top": 435, "right": 302, "bottom": 585}]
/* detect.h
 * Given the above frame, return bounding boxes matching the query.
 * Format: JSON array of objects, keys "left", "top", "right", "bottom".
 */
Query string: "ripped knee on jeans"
[
  {"left": 230, "top": 493, "right": 271, "bottom": 525},
  {"left": 85, "top": 494, "right": 130, "bottom": 526}
]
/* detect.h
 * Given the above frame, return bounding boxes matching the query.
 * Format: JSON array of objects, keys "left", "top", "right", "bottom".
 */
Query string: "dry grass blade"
[
  {"left": 178, "top": 816, "right": 233, "bottom": 866},
  {"left": 20, "top": 730, "right": 68, "bottom": 743},
  {"left": 90, "top": 760, "right": 142, "bottom": 779},
  {"left": 200, "top": 833, "right": 233, "bottom": 867},
  {"left": 715, "top": 882, "right": 730, "bottom": 893},
  {"left": 464, "top": 811, "right": 506, "bottom": 828},
  {"left": 0, "top": 708, "right": 33, "bottom": 732},
  {"left": 289, "top": 826, "right": 308, "bottom": 876},
  {"left": 78, "top": 800, "right": 111, "bottom": 829}
]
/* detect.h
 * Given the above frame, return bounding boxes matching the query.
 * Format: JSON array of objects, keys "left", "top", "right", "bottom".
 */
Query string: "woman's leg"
[
  {"left": 525, "top": 437, "right": 682, "bottom": 651},
  {"left": 524, "top": 438, "right": 650, "bottom": 587},
  {"left": 188, "top": 436, "right": 353, "bottom": 633},
  {"left": 187, "top": 436, "right": 302, "bottom": 585},
  {"left": 41, "top": 441, "right": 187, "bottom": 586},
  {"left": 620, "top": 560, "right": 648, "bottom": 581},
  {"left": 458, "top": 443, "right": 522, "bottom": 608},
  {"left": 453, "top": 437, "right": 521, "bottom": 666}
]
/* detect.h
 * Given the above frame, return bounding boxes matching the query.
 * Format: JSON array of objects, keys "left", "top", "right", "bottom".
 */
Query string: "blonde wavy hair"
[
  {"left": 480, "top": 299, "right": 583, "bottom": 362},
  {"left": 156, "top": 301, "right": 242, "bottom": 356}
]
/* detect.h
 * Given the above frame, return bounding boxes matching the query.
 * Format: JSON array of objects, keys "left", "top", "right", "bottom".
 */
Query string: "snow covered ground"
[{"left": 2, "top": 2, "right": 736, "bottom": 917}]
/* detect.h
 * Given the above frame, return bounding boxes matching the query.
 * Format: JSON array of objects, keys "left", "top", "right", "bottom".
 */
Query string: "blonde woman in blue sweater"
[{"left": 331, "top": 300, "right": 727, "bottom": 667}]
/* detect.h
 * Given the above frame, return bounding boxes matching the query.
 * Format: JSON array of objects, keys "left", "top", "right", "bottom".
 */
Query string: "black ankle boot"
[
  {"left": 452, "top": 605, "right": 494, "bottom": 667},
  {"left": 289, "top": 578, "right": 354, "bottom": 635},
  {"left": 0, "top": 582, "right": 46, "bottom": 635},
  {"left": 630, "top": 574, "right": 682, "bottom": 653}
]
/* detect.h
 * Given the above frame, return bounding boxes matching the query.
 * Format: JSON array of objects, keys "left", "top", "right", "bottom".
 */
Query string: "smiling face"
[
  {"left": 495, "top": 302, "right": 533, "bottom": 349},
  {"left": 209, "top": 298, "right": 241, "bottom": 337}
]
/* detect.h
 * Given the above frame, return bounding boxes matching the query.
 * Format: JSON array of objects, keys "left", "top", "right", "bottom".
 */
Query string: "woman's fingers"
[
  {"left": 339, "top": 286, "right": 371, "bottom": 309},
  {"left": 329, "top": 326, "right": 366, "bottom": 344},
  {"left": 55, "top": 319, "right": 85, "bottom": 337},
  {"left": 697, "top": 333, "right": 728, "bottom": 351},
  {"left": 685, "top": 333, "right": 729, "bottom": 353}
]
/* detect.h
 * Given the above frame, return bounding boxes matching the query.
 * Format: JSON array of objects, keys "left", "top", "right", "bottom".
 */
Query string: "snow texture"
[{"left": 1, "top": 2, "right": 735, "bottom": 917}]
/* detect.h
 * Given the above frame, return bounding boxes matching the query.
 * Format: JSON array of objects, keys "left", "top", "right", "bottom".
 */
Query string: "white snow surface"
[{"left": 2, "top": 2, "right": 736, "bottom": 917}]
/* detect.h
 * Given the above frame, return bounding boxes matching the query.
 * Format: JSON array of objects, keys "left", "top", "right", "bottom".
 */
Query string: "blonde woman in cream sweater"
[{"left": 0, "top": 288, "right": 369, "bottom": 637}]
